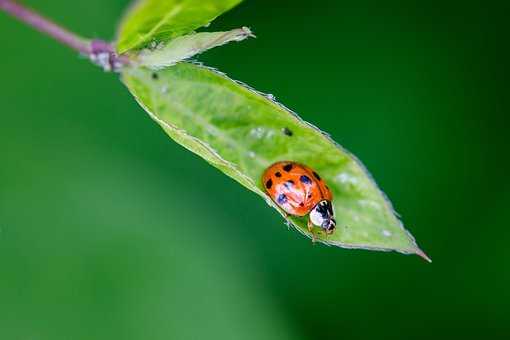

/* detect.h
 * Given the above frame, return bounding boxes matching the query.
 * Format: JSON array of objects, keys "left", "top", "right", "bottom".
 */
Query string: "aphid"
[
  {"left": 262, "top": 161, "right": 336, "bottom": 238},
  {"left": 282, "top": 127, "right": 293, "bottom": 136}
]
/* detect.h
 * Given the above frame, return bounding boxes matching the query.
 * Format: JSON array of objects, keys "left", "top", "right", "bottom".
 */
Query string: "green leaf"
[
  {"left": 116, "top": 0, "right": 244, "bottom": 54},
  {"left": 136, "top": 27, "right": 253, "bottom": 69},
  {"left": 122, "top": 63, "right": 430, "bottom": 261}
]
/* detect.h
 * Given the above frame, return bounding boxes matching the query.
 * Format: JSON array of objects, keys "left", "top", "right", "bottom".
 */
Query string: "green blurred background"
[{"left": 1, "top": 0, "right": 508, "bottom": 339}]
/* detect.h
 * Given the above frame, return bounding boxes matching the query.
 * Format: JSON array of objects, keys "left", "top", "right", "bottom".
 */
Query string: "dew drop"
[
  {"left": 335, "top": 172, "right": 359, "bottom": 185},
  {"left": 358, "top": 199, "right": 381, "bottom": 210},
  {"left": 249, "top": 127, "right": 265, "bottom": 139}
]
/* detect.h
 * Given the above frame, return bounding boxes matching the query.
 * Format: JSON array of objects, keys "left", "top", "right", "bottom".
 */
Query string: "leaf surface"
[
  {"left": 122, "top": 63, "right": 429, "bottom": 260},
  {"left": 136, "top": 27, "right": 253, "bottom": 69},
  {"left": 117, "top": 0, "right": 243, "bottom": 53}
]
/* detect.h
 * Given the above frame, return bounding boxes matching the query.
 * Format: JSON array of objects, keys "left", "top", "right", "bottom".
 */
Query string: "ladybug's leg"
[{"left": 307, "top": 218, "right": 316, "bottom": 243}]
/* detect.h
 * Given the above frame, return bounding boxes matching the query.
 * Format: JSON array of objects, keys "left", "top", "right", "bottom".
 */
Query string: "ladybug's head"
[{"left": 310, "top": 200, "right": 336, "bottom": 234}]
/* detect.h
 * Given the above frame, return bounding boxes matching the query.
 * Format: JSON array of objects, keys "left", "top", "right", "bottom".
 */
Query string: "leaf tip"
[
  {"left": 415, "top": 247, "right": 432, "bottom": 263},
  {"left": 241, "top": 26, "right": 256, "bottom": 39}
]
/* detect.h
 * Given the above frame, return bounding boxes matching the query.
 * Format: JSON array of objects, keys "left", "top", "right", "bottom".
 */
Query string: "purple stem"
[
  {"left": 0, "top": 0, "right": 130, "bottom": 71},
  {"left": 0, "top": 0, "right": 92, "bottom": 54}
]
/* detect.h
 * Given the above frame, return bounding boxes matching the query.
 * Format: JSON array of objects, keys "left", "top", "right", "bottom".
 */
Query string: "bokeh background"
[{"left": 1, "top": 0, "right": 508, "bottom": 339}]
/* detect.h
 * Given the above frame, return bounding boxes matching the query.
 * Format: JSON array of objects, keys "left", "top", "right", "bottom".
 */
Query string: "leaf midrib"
[
  {"left": 147, "top": 76, "right": 271, "bottom": 171},
  {"left": 138, "top": 4, "right": 183, "bottom": 47}
]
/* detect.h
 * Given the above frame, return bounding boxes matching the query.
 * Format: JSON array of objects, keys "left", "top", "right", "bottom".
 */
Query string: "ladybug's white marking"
[{"left": 310, "top": 205, "right": 325, "bottom": 227}]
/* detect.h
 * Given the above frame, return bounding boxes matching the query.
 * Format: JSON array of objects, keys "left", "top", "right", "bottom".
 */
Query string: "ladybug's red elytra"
[{"left": 262, "top": 161, "right": 336, "bottom": 236}]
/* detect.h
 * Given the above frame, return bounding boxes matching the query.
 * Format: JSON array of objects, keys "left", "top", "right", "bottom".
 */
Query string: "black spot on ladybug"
[
  {"left": 300, "top": 175, "right": 312, "bottom": 184},
  {"left": 275, "top": 172, "right": 282, "bottom": 177},
  {"left": 283, "top": 164, "right": 293, "bottom": 172},
  {"left": 299, "top": 202, "right": 304, "bottom": 207},
  {"left": 277, "top": 193, "right": 287, "bottom": 204},
  {"left": 282, "top": 127, "right": 293, "bottom": 136},
  {"left": 308, "top": 193, "right": 312, "bottom": 199},
  {"left": 265, "top": 179, "right": 273, "bottom": 189},
  {"left": 312, "top": 171, "right": 321, "bottom": 181},
  {"left": 152, "top": 73, "right": 159, "bottom": 80}
]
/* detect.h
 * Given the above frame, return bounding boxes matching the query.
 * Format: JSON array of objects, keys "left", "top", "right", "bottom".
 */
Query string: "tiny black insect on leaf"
[{"left": 282, "top": 127, "right": 293, "bottom": 136}]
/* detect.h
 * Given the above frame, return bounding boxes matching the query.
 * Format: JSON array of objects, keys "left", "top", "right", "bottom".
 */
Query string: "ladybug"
[{"left": 262, "top": 161, "right": 336, "bottom": 236}]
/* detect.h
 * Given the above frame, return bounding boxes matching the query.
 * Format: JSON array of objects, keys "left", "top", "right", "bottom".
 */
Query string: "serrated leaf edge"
[{"left": 122, "top": 62, "right": 430, "bottom": 262}]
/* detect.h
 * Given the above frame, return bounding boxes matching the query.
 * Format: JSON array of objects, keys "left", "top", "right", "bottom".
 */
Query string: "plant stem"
[
  {"left": 0, "top": 0, "right": 92, "bottom": 54},
  {"left": 0, "top": 0, "right": 130, "bottom": 71}
]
